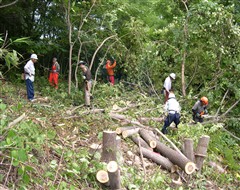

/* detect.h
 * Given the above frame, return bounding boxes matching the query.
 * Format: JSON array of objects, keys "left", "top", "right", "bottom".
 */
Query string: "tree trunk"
[
  {"left": 116, "top": 126, "right": 137, "bottom": 134},
  {"left": 140, "top": 147, "right": 175, "bottom": 172},
  {"left": 122, "top": 128, "right": 139, "bottom": 138},
  {"left": 195, "top": 135, "right": 210, "bottom": 171},
  {"left": 107, "top": 161, "right": 121, "bottom": 190},
  {"left": 139, "top": 129, "right": 157, "bottom": 148},
  {"left": 116, "top": 136, "right": 123, "bottom": 164},
  {"left": 101, "top": 131, "right": 117, "bottom": 163},
  {"left": 155, "top": 141, "right": 195, "bottom": 174},
  {"left": 183, "top": 138, "right": 195, "bottom": 162},
  {"left": 130, "top": 135, "right": 152, "bottom": 150},
  {"left": 96, "top": 170, "right": 109, "bottom": 186}
]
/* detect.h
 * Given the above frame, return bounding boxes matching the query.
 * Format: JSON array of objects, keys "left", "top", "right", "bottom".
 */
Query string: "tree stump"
[
  {"left": 130, "top": 135, "right": 153, "bottom": 150},
  {"left": 101, "top": 131, "right": 117, "bottom": 163},
  {"left": 183, "top": 138, "right": 195, "bottom": 162},
  {"left": 195, "top": 135, "right": 210, "bottom": 171},
  {"left": 116, "top": 136, "right": 124, "bottom": 164},
  {"left": 155, "top": 141, "right": 196, "bottom": 174},
  {"left": 122, "top": 128, "right": 139, "bottom": 138},
  {"left": 139, "top": 129, "right": 157, "bottom": 148},
  {"left": 107, "top": 161, "right": 121, "bottom": 190},
  {"left": 96, "top": 170, "right": 109, "bottom": 186},
  {"left": 140, "top": 147, "right": 175, "bottom": 172}
]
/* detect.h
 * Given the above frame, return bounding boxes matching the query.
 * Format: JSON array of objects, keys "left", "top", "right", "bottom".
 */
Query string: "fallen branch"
[
  {"left": 208, "top": 161, "right": 225, "bottom": 174},
  {"left": 64, "top": 108, "right": 105, "bottom": 119},
  {"left": 137, "top": 136, "right": 146, "bottom": 181},
  {"left": 221, "top": 127, "right": 240, "bottom": 141},
  {"left": 7, "top": 113, "right": 26, "bottom": 129},
  {"left": 220, "top": 100, "right": 240, "bottom": 118}
]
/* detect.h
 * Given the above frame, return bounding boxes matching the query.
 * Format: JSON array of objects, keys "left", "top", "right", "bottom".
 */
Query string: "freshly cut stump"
[
  {"left": 155, "top": 141, "right": 196, "bottom": 174},
  {"left": 139, "top": 129, "right": 157, "bottom": 148},
  {"left": 101, "top": 131, "right": 117, "bottom": 163},
  {"left": 195, "top": 135, "right": 210, "bottom": 170},
  {"left": 183, "top": 138, "right": 195, "bottom": 162},
  {"left": 107, "top": 161, "right": 121, "bottom": 190},
  {"left": 96, "top": 170, "right": 109, "bottom": 185}
]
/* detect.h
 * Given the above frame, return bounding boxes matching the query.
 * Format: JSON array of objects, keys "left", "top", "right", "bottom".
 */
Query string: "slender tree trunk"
[{"left": 67, "top": 0, "right": 73, "bottom": 95}]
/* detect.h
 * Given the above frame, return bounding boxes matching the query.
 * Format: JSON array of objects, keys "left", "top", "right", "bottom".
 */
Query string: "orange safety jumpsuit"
[
  {"left": 49, "top": 63, "right": 59, "bottom": 89},
  {"left": 106, "top": 60, "right": 116, "bottom": 85}
]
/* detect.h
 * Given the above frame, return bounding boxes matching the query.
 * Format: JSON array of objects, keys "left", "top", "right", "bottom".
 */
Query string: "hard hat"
[
  {"left": 200, "top": 96, "right": 208, "bottom": 105},
  {"left": 30, "top": 54, "right": 38, "bottom": 60},
  {"left": 79, "top": 60, "right": 87, "bottom": 65},
  {"left": 168, "top": 93, "right": 175, "bottom": 99},
  {"left": 170, "top": 73, "right": 176, "bottom": 80}
]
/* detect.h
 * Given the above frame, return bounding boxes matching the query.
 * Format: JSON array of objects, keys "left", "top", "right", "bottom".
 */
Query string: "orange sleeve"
[{"left": 106, "top": 61, "right": 116, "bottom": 69}]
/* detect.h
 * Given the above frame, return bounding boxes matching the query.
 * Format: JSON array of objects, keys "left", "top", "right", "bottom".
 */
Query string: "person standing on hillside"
[
  {"left": 24, "top": 54, "right": 38, "bottom": 102},
  {"left": 163, "top": 73, "right": 176, "bottom": 103},
  {"left": 106, "top": 59, "right": 116, "bottom": 85},
  {"left": 79, "top": 61, "right": 92, "bottom": 107},
  {"left": 192, "top": 96, "right": 209, "bottom": 123},
  {"left": 161, "top": 91, "right": 181, "bottom": 134},
  {"left": 48, "top": 57, "right": 60, "bottom": 89}
]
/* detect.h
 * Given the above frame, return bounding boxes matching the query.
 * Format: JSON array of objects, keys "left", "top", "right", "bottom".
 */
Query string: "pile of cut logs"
[{"left": 95, "top": 127, "right": 210, "bottom": 189}]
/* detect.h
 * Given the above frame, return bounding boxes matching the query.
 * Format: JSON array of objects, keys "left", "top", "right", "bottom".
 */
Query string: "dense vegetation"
[{"left": 0, "top": 0, "right": 239, "bottom": 189}]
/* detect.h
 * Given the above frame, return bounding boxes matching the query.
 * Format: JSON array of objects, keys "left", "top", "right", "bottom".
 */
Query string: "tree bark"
[
  {"left": 195, "top": 135, "right": 210, "bottom": 171},
  {"left": 155, "top": 141, "right": 195, "bottom": 174},
  {"left": 101, "top": 131, "right": 117, "bottom": 163},
  {"left": 116, "top": 126, "right": 138, "bottom": 135},
  {"left": 140, "top": 147, "right": 175, "bottom": 172},
  {"left": 138, "top": 117, "right": 164, "bottom": 123},
  {"left": 122, "top": 128, "right": 139, "bottom": 138},
  {"left": 183, "top": 138, "right": 195, "bottom": 162},
  {"left": 139, "top": 129, "right": 157, "bottom": 148},
  {"left": 107, "top": 161, "right": 121, "bottom": 190},
  {"left": 130, "top": 135, "right": 152, "bottom": 150}
]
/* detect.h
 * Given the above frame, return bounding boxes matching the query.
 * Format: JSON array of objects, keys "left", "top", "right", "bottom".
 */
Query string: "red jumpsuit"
[{"left": 49, "top": 64, "right": 59, "bottom": 89}]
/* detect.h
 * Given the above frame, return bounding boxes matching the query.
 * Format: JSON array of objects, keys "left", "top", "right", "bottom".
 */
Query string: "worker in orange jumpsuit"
[
  {"left": 106, "top": 59, "right": 116, "bottom": 85},
  {"left": 48, "top": 57, "right": 60, "bottom": 89}
]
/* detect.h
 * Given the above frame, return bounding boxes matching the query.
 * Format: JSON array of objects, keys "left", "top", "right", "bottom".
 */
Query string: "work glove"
[
  {"left": 82, "top": 76, "right": 86, "bottom": 80},
  {"left": 204, "top": 109, "right": 208, "bottom": 114}
]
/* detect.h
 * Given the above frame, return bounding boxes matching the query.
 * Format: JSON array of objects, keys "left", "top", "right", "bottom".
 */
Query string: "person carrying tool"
[
  {"left": 163, "top": 73, "right": 176, "bottom": 103},
  {"left": 48, "top": 57, "right": 60, "bottom": 89},
  {"left": 24, "top": 54, "right": 38, "bottom": 102},
  {"left": 79, "top": 61, "right": 92, "bottom": 107},
  {"left": 106, "top": 59, "right": 116, "bottom": 85},
  {"left": 192, "top": 96, "right": 209, "bottom": 123},
  {"left": 161, "top": 91, "right": 181, "bottom": 134}
]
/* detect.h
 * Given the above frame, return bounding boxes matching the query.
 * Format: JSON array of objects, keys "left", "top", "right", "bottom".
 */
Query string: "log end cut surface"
[
  {"left": 185, "top": 162, "right": 196, "bottom": 175},
  {"left": 96, "top": 170, "right": 109, "bottom": 183}
]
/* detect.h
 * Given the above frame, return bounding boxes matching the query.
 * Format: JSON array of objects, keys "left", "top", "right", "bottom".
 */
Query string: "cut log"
[
  {"left": 122, "top": 128, "right": 139, "bottom": 138},
  {"left": 96, "top": 170, "right": 109, "bottom": 186},
  {"left": 101, "top": 131, "right": 117, "bottom": 163},
  {"left": 138, "top": 117, "right": 164, "bottom": 123},
  {"left": 109, "top": 113, "right": 127, "bottom": 120},
  {"left": 116, "top": 126, "right": 137, "bottom": 134},
  {"left": 183, "top": 138, "right": 195, "bottom": 162},
  {"left": 7, "top": 113, "right": 26, "bottom": 129},
  {"left": 208, "top": 161, "right": 225, "bottom": 173},
  {"left": 195, "top": 135, "right": 210, "bottom": 170},
  {"left": 107, "top": 161, "right": 121, "bottom": 190},
  {"left": 155, "top": 141, "right": 196, "bottom": 174},
  {"left": 140, "top": 147, "right": 175, "bottom": 172},
  {"left": 139, "top": 129, "right": 157, "bottom": 148},
  {"left": 130, "top": 135, "right": 153, "bottom": 150}
]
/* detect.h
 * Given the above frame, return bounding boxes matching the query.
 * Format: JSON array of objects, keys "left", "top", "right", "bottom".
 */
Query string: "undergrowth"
[{"left": 0, "top": 80, "right": 239, "bottom": 189}]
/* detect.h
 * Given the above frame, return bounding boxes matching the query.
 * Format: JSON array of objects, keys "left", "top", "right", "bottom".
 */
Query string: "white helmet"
[
  {"left": 168, "top": 93, "right": 175, "bottom": 99},
  {"left": 30, "top": 54, "right": 38, "bottom": 60},
  {"left": 170, "top": 73, "right": 176, "bottom": 80}
]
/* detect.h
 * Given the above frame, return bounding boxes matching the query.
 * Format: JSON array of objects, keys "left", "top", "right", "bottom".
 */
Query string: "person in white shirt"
[
  {"left": 161, "top": 91, "right": 181, "bottom": 134},
  {"left": 163, "top": 73, "right": 176, "bottom": 103},
  {"left": 24, "top": 54, "right": 38, "bottom": 101}
]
